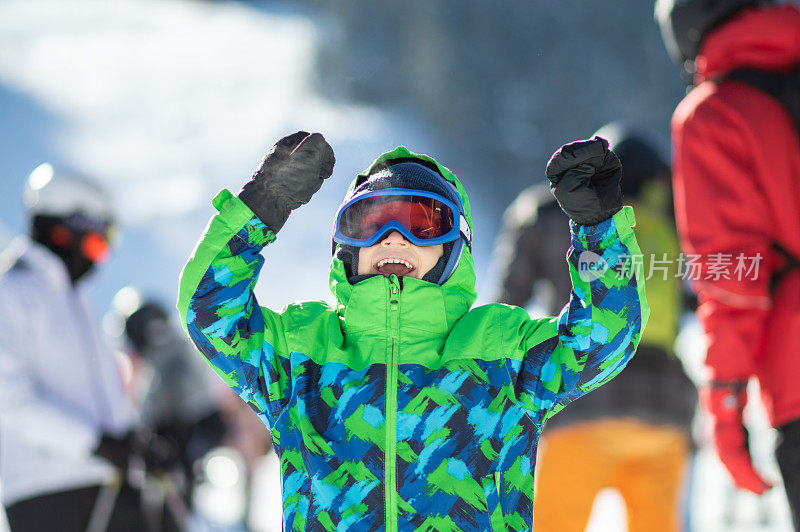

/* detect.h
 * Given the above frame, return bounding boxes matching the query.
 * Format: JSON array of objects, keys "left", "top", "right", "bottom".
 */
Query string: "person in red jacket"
[{"left": 656, "top": 0, "right": 800, "bottom": 529}]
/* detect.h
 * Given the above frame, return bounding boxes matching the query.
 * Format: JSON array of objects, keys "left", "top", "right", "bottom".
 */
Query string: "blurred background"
[{"left": 0, "top": 0, "right": 793, "bottom": 530}]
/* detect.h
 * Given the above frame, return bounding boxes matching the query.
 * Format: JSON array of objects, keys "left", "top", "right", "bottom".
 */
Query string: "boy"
[{"left": 178, "top": 131, "right": 648, "bottom": 531}]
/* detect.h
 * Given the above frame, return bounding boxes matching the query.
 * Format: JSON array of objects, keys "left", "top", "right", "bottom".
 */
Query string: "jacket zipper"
[{"left": 385, "top": 275, "right": 401, "bottom": 532}]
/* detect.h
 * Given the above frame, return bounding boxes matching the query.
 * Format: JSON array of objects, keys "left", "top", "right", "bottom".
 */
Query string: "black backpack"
[
  {"left": 723, "top": 67, "right": 800, "bottom": 293},
  {"left": 726, "top": 67, "right": 800, "bottom": 138}
]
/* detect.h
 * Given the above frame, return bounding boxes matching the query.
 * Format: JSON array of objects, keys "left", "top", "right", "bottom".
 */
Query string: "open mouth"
[{"left": 374, "top": 257, "right": 415, "bottom": 276}]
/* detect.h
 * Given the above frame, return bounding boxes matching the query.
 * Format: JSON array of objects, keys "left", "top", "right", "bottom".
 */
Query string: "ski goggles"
[
  {"left": 333, "top": 188, "right": 471, "bottom": 248},
  {"left": 48, "top": 225, "right": 111, "bottom": 263},
  {"left": 45, "top": 213, "right": 115, "bottom": 263}
]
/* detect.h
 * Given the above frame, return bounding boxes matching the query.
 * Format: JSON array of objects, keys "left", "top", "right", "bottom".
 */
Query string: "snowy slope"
[{"left": 0, "top": 0, "right": 435, "bottom": 314}]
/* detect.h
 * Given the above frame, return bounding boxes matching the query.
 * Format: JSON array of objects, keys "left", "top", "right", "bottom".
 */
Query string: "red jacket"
[{"left": 672, "top": 4, "right": 800, "bottom": 427}]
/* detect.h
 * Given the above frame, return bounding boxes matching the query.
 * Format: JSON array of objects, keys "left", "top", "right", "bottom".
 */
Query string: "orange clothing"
[{"left": 533, "top": 419, "right": 689, "bottom": 532}]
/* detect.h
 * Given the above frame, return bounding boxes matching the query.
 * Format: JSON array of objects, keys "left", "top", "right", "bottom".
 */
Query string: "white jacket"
[{"left": 0, "top": 238, "right": 136, "bottom": 505}]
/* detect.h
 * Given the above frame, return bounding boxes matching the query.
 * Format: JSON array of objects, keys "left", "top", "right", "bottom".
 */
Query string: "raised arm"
[
  {"left": 177, "top": 132, "right": 334, "bottom": 427},
  {"left": 516, "top": 137, "right": 650, "bottom": 421}
]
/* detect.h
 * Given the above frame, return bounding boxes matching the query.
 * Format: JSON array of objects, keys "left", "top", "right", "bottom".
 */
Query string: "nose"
[{"left": 380, "top": 230, "right": 409, "bottom": 247}]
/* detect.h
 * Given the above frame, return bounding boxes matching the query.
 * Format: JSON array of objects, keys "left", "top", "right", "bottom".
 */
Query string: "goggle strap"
[
  {"left": 438, "top": 238, "right": 464, "bottom": 284},
  {"left": 459, "top": 215, "right": 472, "bottom": 250}
]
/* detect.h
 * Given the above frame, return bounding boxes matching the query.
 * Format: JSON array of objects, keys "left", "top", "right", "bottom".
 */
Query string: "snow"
[
  {"left": 0, "top": 1, "right": 794, "bottom": 531},
  {"left": 0, "top": 0, "right": 435, "bottom": 313}
]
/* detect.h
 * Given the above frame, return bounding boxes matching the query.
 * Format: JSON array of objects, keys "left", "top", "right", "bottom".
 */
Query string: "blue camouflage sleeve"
[
  {"left": 516, "top": 206, "right": 650, "bottom": 421},
  {"left": 178, "top": 189, "right": 292, "bottom": 428}
]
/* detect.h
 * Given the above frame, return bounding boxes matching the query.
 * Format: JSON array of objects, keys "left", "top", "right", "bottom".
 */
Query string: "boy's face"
[{"left": 357, "top": 230, "right": 444, "bottom": 279}]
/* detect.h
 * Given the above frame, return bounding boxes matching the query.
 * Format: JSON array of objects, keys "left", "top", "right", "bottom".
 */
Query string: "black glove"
[
  {"left": 238, "top": 131, "right": 335, "bottom": 233},
  {"left": 94, "top": 430, "right": 182, "bottom": 472},
  {"left": 135, "top": 430, "right": 183, "bottom": 472},
  {"left": 545, "top": 136, "right": 623, "bottom": 225},
  {"left": 94, "top": 431, "right": 135, "bottom": 471}
]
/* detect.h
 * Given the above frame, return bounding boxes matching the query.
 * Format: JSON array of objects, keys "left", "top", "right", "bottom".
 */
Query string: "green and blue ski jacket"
[{"left": 177, "top": 147, "right": 649, "bottom": 531}]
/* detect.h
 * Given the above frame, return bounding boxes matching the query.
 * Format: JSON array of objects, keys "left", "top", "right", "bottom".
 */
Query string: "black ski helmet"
[
  {"left": 592, "top": 123, "right": 670, "bottom": 199},
  {"left": 655, "top": 0, "right": 771, "bottom": 73},
  {"left": 110, "top": 286, "right": 171, "bottom": 353},
  {"left": 125, "top": 301, "right": 170, "bottom": 353}
]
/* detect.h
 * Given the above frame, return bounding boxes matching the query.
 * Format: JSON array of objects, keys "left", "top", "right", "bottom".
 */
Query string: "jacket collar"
[
  {"left": 696, "top": 4, "right": 800, "bottom": 83},
  {"left": 329, "top": 254, "right": 476, "bottom": 342}
]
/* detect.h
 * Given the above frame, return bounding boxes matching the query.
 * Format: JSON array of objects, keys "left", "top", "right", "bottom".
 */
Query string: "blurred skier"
[
  {"left": 0, "top": 164, "right": 146, "bottom": 531},
  {"left": 112, "top": 291, "right": 229, "bottom": 529},
  {"left": 656, "top": 0, "right": 800, "bottom": 529},
  {"left": 113, "top": 290, "right": 276, "bottom": 530},
  {"left": 491, "top": 124, "right": 696, "bottom": 532}
]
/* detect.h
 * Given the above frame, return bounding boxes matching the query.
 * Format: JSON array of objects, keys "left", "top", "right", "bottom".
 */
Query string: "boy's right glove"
[
  {"left": 545, "top": 136, "right": 623, "bottom": 225},
  {"left": 699, "top": 382, "right": 773, "bottom": 494},
  {"left": 238, "top": 131, "right": 335, "bottom": 233}
]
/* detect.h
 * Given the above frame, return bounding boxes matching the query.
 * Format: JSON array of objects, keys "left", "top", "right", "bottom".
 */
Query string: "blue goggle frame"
[{"left": 332, "top": 188, "right": 471, "bottom": 248}]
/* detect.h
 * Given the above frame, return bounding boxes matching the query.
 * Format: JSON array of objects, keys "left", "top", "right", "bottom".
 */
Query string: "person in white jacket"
[{"left": 0, "top": 164, "right": 142, "bottom": 531}]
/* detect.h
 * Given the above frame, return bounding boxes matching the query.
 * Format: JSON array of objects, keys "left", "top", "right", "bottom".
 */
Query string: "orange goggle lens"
[{"left": 81, "top": 232, "right": 110, "bottom": 263}]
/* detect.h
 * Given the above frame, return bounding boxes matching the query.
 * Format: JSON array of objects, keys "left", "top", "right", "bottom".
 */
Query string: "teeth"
[{"left": 376, "top": 258, "right": 413, "bottom": 269}]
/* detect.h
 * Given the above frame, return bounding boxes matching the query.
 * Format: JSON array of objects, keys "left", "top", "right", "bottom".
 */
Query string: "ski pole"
[{"left": 86, "top": 471, "right": 123, "bottom": 532}]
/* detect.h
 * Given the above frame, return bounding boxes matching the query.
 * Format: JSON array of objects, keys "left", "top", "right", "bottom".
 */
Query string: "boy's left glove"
[
  {"left": 545, "top": 136, "right": 623, "bottom": 225},
  {"left": 238, "top": 131, "right": 335, "bottom": 233}
]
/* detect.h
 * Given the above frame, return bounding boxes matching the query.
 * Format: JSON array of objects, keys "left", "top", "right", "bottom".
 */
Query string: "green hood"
[{"left": 328, "top": 147, "right": 477, "bottom": 335}]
